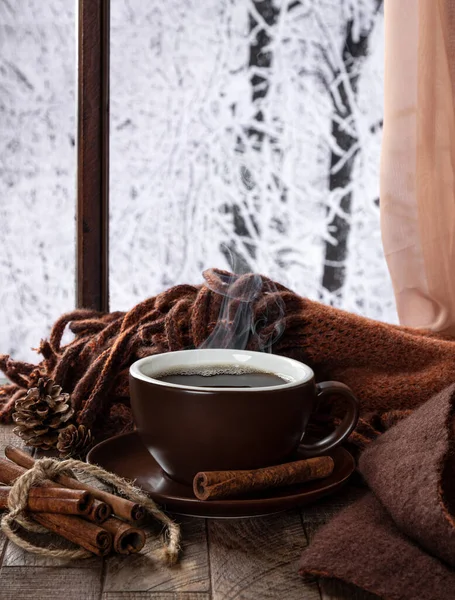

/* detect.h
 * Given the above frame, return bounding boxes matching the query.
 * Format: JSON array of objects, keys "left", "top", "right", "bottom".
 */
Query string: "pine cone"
[
  {"left": 28, "top": 367, "right": 46, "bottom": 388},
  {"left": 57, "top": 424, "right": 93, "bottom": 459},
  {"left": 12, "top": 378, "right": 74, "bottom": 450}
]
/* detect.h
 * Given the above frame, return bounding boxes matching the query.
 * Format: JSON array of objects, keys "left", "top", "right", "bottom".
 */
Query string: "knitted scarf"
[
  {"left": 3, "top": 268, "right": 455, "bottom": 598},
  {"left": 1, "top": 269, "right": 453, "bottom": 446}
]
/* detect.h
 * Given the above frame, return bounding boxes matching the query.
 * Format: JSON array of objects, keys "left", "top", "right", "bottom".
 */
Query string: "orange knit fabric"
[{"left": 1, "top": 268, "right": 454, "bottom": 444}]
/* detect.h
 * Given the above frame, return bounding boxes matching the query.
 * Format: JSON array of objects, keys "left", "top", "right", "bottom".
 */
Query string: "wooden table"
[{"left": 0, "top": 425, "right": 377, "bottom": 600}]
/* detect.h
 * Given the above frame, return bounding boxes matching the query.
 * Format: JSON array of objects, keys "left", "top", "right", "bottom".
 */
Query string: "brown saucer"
[{"left": 87, "top": 432, "right": 355, "bottom": 518}]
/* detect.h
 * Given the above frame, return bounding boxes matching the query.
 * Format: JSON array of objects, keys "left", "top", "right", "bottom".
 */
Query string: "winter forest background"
[{"left": 0, "top": 0, "right": 394, "bottom": 362}]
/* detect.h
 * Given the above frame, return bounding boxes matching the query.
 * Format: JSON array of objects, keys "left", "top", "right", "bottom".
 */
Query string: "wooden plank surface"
[
  {"left": 208, "top": 510, "right": 320, "bottom": 600},
  {"left": 0, "top": 565, "right": 102, "bottom": 600},
  {"left": 3, "top": 538, "right": 102, "bottom": 568},
  {"left": 0, "top": 531, "right": 6, "bottom": 568},
  {"left": 0, "top": 420, "right": 375, "bottom": 599},
  {"left": 103, "top": 594, "right": 210, "bottom": 600},
  {"left": 104, "top": 516, "right": 210, "bottom": 594},
  {"left": 0, "top": 424, "right": 18, "bottom": 448}
]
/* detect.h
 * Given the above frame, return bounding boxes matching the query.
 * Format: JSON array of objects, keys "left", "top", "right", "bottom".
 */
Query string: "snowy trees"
[
  {"left": 0, "top": 0, "right": 394, "bottom": 361},
  {"left": 110, "top": 0, "right": 393, "bottom": 318}
]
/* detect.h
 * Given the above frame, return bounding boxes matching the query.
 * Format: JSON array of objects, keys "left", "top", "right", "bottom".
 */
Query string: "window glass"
[
  {"left": 109, "top": 1, "right": 394, "bottom": 322},
  {"left": 0, "top": 1, "right": 76, "bottom": 361}
]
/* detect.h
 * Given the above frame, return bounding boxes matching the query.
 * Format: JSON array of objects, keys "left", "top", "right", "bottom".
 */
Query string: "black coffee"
[{"left": 154, "top": 365, "right": 289, "bottom": 388}]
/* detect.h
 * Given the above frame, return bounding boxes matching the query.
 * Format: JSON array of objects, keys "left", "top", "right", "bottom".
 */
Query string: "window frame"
[{"left": 76, "top": 0, "right": 110, "bottom": 311}]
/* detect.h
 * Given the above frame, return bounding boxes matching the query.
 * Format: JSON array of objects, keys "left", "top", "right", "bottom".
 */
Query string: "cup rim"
[{"left": 129, "top": 349, "right": 314, "bottom": 392}]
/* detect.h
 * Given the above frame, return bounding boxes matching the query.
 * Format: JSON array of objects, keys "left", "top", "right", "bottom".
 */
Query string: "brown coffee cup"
[{"left": 129, "top": 349, "right": 359, "bottom": 486}]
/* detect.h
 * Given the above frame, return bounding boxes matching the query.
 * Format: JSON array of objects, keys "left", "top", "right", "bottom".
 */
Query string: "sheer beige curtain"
[{"left": 381, "top": 0, "right": 455, "bottom": 332}]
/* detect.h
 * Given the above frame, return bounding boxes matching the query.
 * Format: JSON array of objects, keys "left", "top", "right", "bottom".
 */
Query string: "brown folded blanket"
[
  {"left": 300, "top": 384, "right": 455, "bottom": 599},
  {"left": 2, "top": 269, "right": 455, "bottom": 597}
]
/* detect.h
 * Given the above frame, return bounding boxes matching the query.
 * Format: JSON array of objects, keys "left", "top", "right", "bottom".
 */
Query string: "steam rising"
[{"left": 200, "top": 268, "right": 286, "bottom": 352}]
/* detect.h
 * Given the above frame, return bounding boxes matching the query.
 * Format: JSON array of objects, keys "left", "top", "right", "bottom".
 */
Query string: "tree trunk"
[
  {"left": 222, "top": 0, "right": 278, "bottom": 273},
  {"left": 322, "top": 3, "right": 383, "bottom": 298}
]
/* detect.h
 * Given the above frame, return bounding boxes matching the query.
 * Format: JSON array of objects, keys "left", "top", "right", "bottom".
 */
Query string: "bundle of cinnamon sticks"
[{"left": 0, "top": 446, "right": 147, "bottom": 556}]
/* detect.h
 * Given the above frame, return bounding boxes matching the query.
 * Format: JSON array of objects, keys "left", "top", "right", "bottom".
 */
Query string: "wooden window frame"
[{"left": 77, "top": 0, "right": 110, "bottom": 311}]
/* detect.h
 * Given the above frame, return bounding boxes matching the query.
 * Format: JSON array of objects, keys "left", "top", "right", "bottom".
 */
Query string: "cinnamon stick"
[
  {"left": 0, "top": 486, "right": 92, "bottom": 516},
  {"left": 193, "top": 456, "right": 335, "bottom": 501},
  {"left": 0, "top": 457, "right": 110, "bottom": 526},
  {"left": 32, "top": 512, "right": 112, "bottom": 556},
  {"left": 0, "top": 458, "right": 112, "bottom": 556},
  {"left": 85, "top": 498, "right": 112, "bottom": 524},
  {"left": 101, "top": 517, "right": 146, "bottom": 554},
  {"left": 5, "top": 446, "right": 145, "bottom": 522}
]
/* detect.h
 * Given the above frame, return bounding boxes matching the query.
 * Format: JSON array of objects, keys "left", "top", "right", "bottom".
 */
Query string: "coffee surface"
[{"left": 154, "top": 365, "right": 288, "bottom": 388}]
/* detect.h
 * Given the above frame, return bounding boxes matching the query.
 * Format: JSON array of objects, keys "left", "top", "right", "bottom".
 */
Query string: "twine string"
[{"left": 0, "top": 456, "right": 181, "bottom": 562}]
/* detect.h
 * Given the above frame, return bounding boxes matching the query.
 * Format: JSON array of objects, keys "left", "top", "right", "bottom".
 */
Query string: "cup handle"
[{"left": 299, "top": 381, "right": 359, "bottom": 456}]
